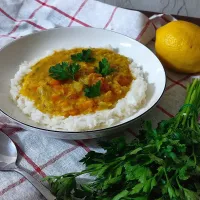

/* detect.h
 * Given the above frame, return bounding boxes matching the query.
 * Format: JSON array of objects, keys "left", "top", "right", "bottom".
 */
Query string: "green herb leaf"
[
  {"left": 183, "top": 188, "right": 199, "bottom": 200},
  {"left": 80, "top": 151, "right": 104, "bottom": 165},
  {"left": 143, "top": 179, "right": 152, "bottom": 193},
  {"left": 103, "top": 176, "right": 122, "bottom": 190},
  {"left": 179, "top": 166, "right": 190, "bottom": 180},
  {"left": 49, "top": 62, "right": 80, "bottom": 80},
  {"left": 167, "top": 185, "right": 176, "bottom": 199},
  {"left": 124, "top": 163, "right": 152, "bottom": 183},
  {"left": 129, "top": 147, "right": 142, "bottom": 155},
  {"left": 84, "top": 81, "right": 101, "bottom": 98},
  {"left": 95, "top": 58, "right": 115, "bottom": 76},
  {"left": 68, "top": 63, "right": 81, "bottom": 80},
  {"left": 149, "top": 154, "right": 164, "bottom": 165},
  {"left": 71, "top": 49, "right": 95, "bottom": 62},
  {"left": 130, "top": 183, "right": 144, "bottom": 195},
  {"left": 113, "top": 190, "right": 129, "bottom": 200},
  {"left": 42, "top": 174, "right": 77, "bottom": 198},
  {"left": 115, "top": 166, "right": 123, "bottom": 176},
  {"left": 151, "top": 177, "right": 157, "bottom": 190},
  {"left": 98, "top": 137, "right": 126, "bottom": 155}
]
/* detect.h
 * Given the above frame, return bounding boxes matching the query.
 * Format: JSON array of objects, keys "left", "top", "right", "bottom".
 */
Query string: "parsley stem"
[
  {"left": 163, "top": 168, "right": 170, "bottom": 183},
  {"left": 192, "top": 145, "right": 197, "bottom": 165},
  {"left": 176, "top": 176, "right": 183, "bottom": 189}
]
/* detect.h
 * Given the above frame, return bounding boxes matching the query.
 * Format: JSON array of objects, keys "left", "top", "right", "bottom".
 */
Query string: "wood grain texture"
[{"left": 97, "top": 0, "right": 200, "bottom": 18}]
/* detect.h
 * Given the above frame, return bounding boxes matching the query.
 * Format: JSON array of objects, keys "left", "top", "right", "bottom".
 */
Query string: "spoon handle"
[{"left": 14, "top": 167, "right": 56, "bottom": 200}]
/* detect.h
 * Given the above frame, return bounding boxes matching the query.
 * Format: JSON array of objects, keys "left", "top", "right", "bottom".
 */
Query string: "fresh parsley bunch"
[{"left": 44, "top": 79, "right": 200, "bottom": 200}]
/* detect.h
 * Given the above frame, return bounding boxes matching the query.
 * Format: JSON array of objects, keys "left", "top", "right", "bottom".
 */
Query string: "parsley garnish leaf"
[
  {"left": 49, "top": 62, "right": 80, "bottom": 80},
  {"left": 95, "top": 58, "right": 115, "bottom": 76},
  {"left": 84, "top": 81, "right": 101, "bottom": 98},
  {"left": 71, "top": 49, "right": 96, "bottom": 62},
  {"left": 67, "top": 63, "right": 80, "bottom": 80}
]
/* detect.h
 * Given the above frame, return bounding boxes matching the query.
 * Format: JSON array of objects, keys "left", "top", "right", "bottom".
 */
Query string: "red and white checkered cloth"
[{"left": 0, "top": 0, "right": 193, "bottom": 199}]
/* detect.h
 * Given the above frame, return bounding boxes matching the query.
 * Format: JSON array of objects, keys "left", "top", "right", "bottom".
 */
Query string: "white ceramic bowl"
[{"left": 0, "top": 27, "right": 166, "bottom": 139}]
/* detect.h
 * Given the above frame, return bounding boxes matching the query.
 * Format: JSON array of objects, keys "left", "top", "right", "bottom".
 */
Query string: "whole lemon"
[{"left": 155, "top": 20, "right": 200, "bottom": 73}]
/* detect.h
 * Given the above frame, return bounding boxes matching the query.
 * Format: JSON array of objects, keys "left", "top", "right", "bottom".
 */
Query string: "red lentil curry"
[{"left": 20, "top": 48, "right": 134, "bottom": 117}]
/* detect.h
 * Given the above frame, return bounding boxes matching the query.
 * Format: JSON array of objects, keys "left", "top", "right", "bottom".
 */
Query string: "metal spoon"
[{"left": 0, "top": 131, "right": 56, "bottom": 200}]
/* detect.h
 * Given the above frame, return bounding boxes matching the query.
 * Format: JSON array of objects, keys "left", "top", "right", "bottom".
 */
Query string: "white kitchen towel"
[{"left": 0, "top": 0, "right": 191, "bottom": 199}]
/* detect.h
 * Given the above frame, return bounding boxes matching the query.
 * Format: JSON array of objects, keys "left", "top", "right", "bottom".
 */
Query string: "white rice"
[{"left": 10, "top": 48, "right": 147, "bottom": 131}]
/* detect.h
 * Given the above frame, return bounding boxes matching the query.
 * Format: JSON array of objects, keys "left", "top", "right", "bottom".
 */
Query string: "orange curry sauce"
[{"left": 20, "top": 48, "right": 134, "bottom": 117}]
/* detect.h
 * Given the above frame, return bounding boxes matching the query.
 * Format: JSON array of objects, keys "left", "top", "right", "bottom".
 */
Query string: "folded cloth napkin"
[{"left": 0, "top": 0, "right": 191, "bottom": 199}]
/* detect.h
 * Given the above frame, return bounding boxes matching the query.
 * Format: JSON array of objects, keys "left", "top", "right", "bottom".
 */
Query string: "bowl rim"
[{"left": 0, "top": 26, "right": 167, "bottom": 134}]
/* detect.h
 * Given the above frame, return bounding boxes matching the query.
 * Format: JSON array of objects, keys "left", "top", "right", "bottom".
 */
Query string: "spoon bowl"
[
  {"left": 0, "top": 131, "right": 55, "bottom": 200},
  {"left": 0, "top": 132, "right": 17, "bottom": 169}
]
